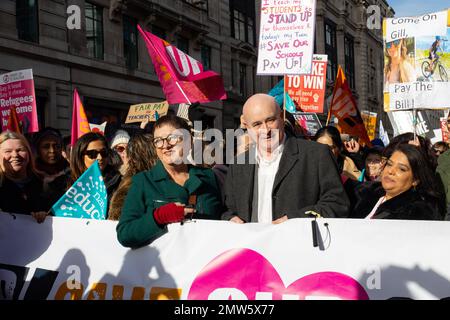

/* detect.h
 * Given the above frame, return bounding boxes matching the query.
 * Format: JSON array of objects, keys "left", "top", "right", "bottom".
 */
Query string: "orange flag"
[
  {"left": 328, "top": 66, "right": 371, "bottom": 146},
  {"left": 71, "top": 89, "right": 91, "bottom": 146},
  {"left": 7, "top": 106, "right": 21, "bottom": 133}
]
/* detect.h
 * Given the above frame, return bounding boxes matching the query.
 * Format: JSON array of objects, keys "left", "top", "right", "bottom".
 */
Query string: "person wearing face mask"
[
  {"left": 352, "top": 144, "right": 444, "bottom": 220},
  {"left": 117, "top": 115, "right": 223, "bottom": 248},
  {"left": 0, "top": 132, "right": 52, "bottom": 223}
]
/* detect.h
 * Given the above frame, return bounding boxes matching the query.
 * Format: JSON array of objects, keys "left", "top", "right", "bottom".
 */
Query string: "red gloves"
[{"left": 153, "top": 203, "right": 185, "bottom": 225}]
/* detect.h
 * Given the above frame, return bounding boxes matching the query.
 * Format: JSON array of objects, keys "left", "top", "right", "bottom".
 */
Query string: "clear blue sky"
[{"left": 388, "top": 0, "right": 449, "bottom": 17}]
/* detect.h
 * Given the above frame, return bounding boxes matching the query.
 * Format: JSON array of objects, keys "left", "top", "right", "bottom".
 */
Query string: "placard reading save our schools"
[
  {"left": 383, "top": 9, "right": 450, "bottom": 111},
  {"left": 1, "top": 213, "right": 450, "bottom": 300},
  {"left": 0, "top": 69, "right": 39, "bottom": 133},
  {"left": 257, "top": 0, "right": 316, "bottom": 75}
]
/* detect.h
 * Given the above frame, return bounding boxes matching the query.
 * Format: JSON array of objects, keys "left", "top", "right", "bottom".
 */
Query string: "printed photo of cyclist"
[
  {"left": 416, "top": 28, "right": 449, "bottom": 82},
  {"left": 383, "top": 37, "right": 417, "bottom": 92}
]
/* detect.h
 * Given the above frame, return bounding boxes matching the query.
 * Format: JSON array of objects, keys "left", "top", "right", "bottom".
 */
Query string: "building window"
[
  {"left": 230, "top": 0, "right": 255, "bottom": 45},
  {"left": 201, "top": 45, "right": 211, "bottom": 70},
  {"left": 239, "top": 63, "right": 247, "bottom": 96},
  {"left": 16, "top": 0, "right": 39, "bottom": 43},
  {"left": 231, "top": 59, "right": 238, "bottom": 90},
  {"left": 85, "top": 2, "right": 104, "bottom": 59},
  {"left": 325, "top": 20, "right": 337, "bottom": 82},
  {"left": 177, "top": 35, "right": 189, "bottom": 53},
  {"left": 182, "top": 0, "right": 208, "bottom": 11},
  {"left": 344, "top": 34, "right": 355, "bottom": 89},
  {"left": 123, "top": 15, "right": 138, "bottom": 70},
  {"left": 370, "top": 66, "right": 376, "bottom": 97},
  {"left": 152, "top": 25, "right": 166, "bottom": 40}
]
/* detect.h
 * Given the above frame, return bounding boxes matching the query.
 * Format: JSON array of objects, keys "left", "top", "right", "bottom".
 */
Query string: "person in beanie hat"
[{"left": 111, "top": 129, "right": 130, "bottom": 174}]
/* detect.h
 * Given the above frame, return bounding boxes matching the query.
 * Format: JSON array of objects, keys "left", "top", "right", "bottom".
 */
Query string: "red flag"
[
  {"left": 7, "top": 106, "right": 21, "bottom": 133},
  {"left": 71, "top": 89, "right": 91, "bottom": 146},
  {"left": 138, "top": 25, "right": 227, "bottom": 104},
  {"left": 329, "top": 66, "right": 371, "bottom": 146}
]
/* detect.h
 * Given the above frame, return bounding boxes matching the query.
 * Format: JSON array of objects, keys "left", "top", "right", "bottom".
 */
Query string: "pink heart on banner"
[{"left": 187, "top": 248, "right": 369, "bottom": 300}]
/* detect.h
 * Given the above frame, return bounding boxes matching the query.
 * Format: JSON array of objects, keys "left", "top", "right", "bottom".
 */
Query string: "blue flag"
[
  {"left": 284, "top": 92, "right": 297, "bottom": 113},
  {"left": 268, "top": 78, "right": 284, "bottom": 107},
  {"left": 51, "top": 161, "right": 107, "bottom": 220}
]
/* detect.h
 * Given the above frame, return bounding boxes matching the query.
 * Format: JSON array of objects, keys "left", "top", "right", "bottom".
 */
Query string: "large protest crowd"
[{"left": 0, "top": 93, "right": 449, "bottom": 249}]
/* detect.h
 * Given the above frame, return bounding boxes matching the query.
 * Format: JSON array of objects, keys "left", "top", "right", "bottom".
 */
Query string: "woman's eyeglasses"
[
  {"left": 114, "top": 146, "right": 126, "bottom": 153},
  {"left": 84, "top": 149, "right": 108, "bottom": 159},
  {"left": 152, "top": 134, "right": 183, "bottom": 148},
  {"left": 386, "top": 40, "right": 401, "bottom": 49}
]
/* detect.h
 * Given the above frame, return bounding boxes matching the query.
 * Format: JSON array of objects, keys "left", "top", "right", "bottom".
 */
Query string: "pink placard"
[{"left": 0, "top": 69, "right": 39, "bottom": 133}]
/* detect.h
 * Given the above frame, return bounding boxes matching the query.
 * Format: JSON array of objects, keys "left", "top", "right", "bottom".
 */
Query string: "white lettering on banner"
[
  {"left": 1, "top": 213, "right": 450, "bottom": 300},
  {"left": 165, "top": 46, "right": 201, "bottom": 77}
]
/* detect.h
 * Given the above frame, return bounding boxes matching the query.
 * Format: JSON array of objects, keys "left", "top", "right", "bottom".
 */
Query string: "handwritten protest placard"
[
  {"left": 125, "top": 101, "right": 169, "bottom": 123},
  {"left": 383, "top": 9, "right": 450, "bottom": 111},
  {"left": 285, "top": 54, "right": 327, "bottom": 112},
  {"left": 257, "top": 0, "right": 316, "bottom": 75},
  {"left": 0, "top": 69, "right": 39, "bottom": 133}
]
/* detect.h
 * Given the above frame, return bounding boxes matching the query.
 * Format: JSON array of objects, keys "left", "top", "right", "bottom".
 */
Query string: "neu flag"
[
  {"left": 71, "top": 88, "right": 91, "bottom": 146},
  {"left": 137, "top": 25, "right": 227, "bottom": 104},
  {"left": 51, "top": 161, "right": 107, "bottom": 220},
  {"left": 284, "top": 92, "right": 296, "bottom": 113},
  {"left": 328, "top": 66, "right": 371, "bottom": 146},
  {"left": 268, "top": 78, "right": 284, "bottom": 107}
]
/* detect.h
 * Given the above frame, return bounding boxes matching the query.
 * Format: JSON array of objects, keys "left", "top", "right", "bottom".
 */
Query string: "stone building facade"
[{"left": 0, "top": 0, "right": 398, "bottom": 138}]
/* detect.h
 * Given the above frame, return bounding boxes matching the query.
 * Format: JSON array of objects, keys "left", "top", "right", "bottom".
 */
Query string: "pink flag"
[
  {"left": 71, "top": 89, "right": 91, "bottom": 146},
  {"left": 137, "top": 25, "right": 227, "bottom": 104}
]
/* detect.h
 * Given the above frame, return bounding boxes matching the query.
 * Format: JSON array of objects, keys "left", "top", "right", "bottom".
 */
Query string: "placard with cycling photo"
[
  {"left": 383, "top": 9, "right": 450, "bottom": 112},
  {"left": 416, "top": 32, "right": 449, "bottom": 82}
]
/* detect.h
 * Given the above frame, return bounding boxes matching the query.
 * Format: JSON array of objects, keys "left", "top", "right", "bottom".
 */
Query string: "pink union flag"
[{"left": 137, "top": 25, "right": 227, "bottom": 104}]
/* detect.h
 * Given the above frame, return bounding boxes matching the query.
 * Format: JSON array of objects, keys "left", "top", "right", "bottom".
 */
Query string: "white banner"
[
  {"left": 257, "top": 0, "right": 316, "bottom": 75},
  {"left": 1, "top": 213, "right": 450, "bottom": 300}
]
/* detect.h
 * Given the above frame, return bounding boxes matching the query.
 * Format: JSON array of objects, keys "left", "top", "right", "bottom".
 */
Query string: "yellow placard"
[{"left": 125, "top": 101, "right": 169, "bottom": 123}]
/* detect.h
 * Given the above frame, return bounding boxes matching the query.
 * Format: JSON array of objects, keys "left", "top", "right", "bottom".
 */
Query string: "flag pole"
[
  {"left": 283, "top": 76, "right": 286, "bottom": 122},
  {"left": 413, "top": 108, "right": 418, "bottom": 142},
  {"left": 175, "top": 81, "right": 192, "bottom": 105}
]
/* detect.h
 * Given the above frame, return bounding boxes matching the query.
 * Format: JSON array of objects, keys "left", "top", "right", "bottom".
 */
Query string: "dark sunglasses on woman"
[{"left": 84, "top": 149, "right": 108, "bottom": 159}]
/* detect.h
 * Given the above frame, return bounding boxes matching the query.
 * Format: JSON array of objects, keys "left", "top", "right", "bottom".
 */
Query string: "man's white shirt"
[{"left": 256, "top": 137, "right": 285, "bottom": 223}]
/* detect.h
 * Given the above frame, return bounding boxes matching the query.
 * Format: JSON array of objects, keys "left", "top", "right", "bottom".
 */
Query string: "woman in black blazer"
[{"left": 352, "top": 144, "right": 444, "bottom": 220}]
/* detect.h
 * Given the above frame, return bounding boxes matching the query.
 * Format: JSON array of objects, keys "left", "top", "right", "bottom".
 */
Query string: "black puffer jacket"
[{"left": 351, "top": 181, "right": 443, "bottom": 221}]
